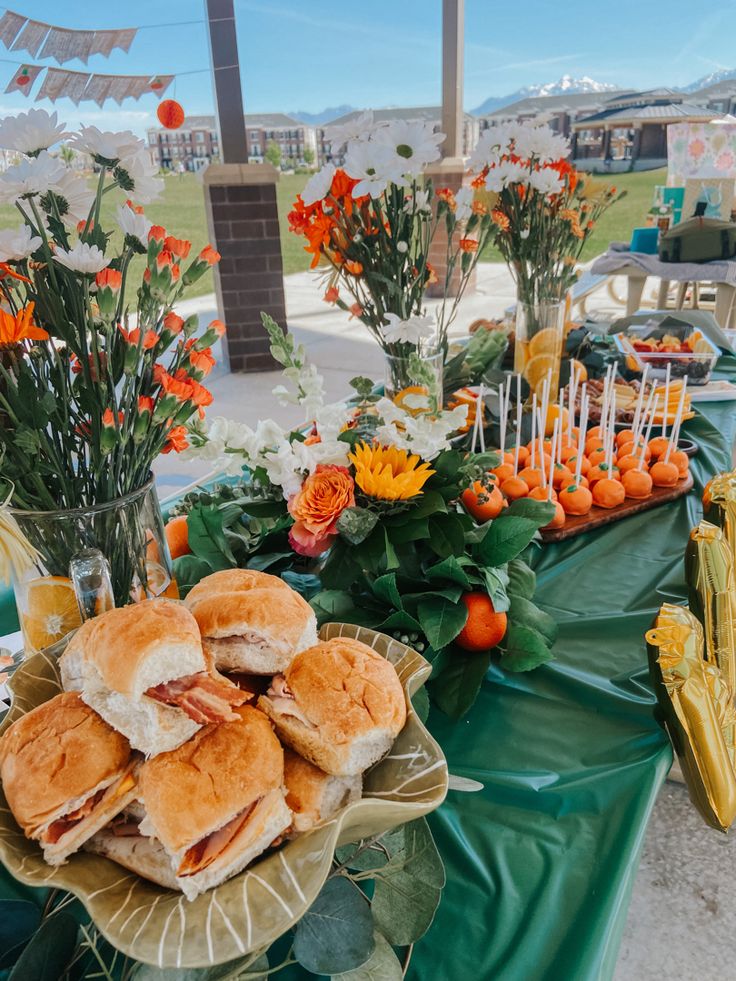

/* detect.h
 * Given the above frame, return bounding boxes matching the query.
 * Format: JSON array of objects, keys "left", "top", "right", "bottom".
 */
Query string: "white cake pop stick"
[
  {"left": 575, "top": 390, "right": 589, "bottom": 486},
  {"left": 638, "top": 383, "right": 658, "bottom": 471},
  {"left": 662, "top": 361, "right": 671, "bottom": 440},
  {"left": 477, "top": 383, "right": 486, "bottom": 453},
  {"left": 664, "top": 375, "right": 688, "bottom": 465},
  {"left": 631, "top": 364, "right": 649, "bottom": 443},
  {"left": 530, "top": 393, "right": 537, "bottom": 469},
  {"left": 548, "top": 418, "right": 559, "bottom": 503},
  {"left": 513, "top": 374, "right": 522, "bottom": 476}
]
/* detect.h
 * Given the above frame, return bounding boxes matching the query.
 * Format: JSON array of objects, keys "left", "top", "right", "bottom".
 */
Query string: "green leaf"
[
  {"left": 482, "top": 567, "right": 510, "bottom": 614},
  {"left": 432, "top": 648, "right": 493, "bottom": 719},
  {"left": 332, "top": 933, "right": 403, "bottom": 980},
  {"left": 477, "top": 515, "right": 542, "bottom": 566},
  {"left": 8, "top": 911, "right": 78, "bottom": 981},
  {"left": 406, "top": 489, "right": 448, "bottom": 519},
  {"left": 504, "top": 497, "right": 556, "bottom": 525},
  {"left": 372, "top": 573, "right": 402, "bottom": 610},
  {"left": 384, "top": 530, "right": 399, "bottom": 570},
  {"left": 246, "top": 551, "right": 293, "bottom": 572},
  {"left": 417, "top": 595, "right": 467, "bottom": 649},
  {"left": 430, "top": 449, "right": 463, "bottom": 479},
  {"left": 133, "top": 953, "right": 270, "bottom": 979},
  {"left": 377, "top": 610, "right": 422, "bottom": 632},
  {"left": 337, "top": 507, "right": 379, "bottom": 545},
  {"left": 281, "top": 570, "right": 322, "bottom": 600},
  {"left": 371, "top": 819, "right": 445, "bottom": 945},
  {"left": 186, "top": 506, "right": 236, "bottom": 570},
  {"left": 172, "top": 555, "right": 214, "bottom": 598},
  {"left": 500, "top": 624, "right": 554, "bottom": 672},
  {"left": 425, "top": 556, "right": 471, "bottom": 589},
  {"left": 509, "top": 595, "right": 558, "bottom": 645},
  {"left": 507, "top": 558, "right": 536, "bottom": 600},
  {"left": 427, "top": 514, "right": 466, "bottom": 558},
  {"left": 311, "top": 590, "right": 360, "bottom": 623},
  {"left": 237, "top": 499, "right": 287, "bottom": 518},
  {"left": 349, "top": 376, "right": 377, "bottom": 399},
  {"left": 387, "top": 518, "right": 430, "bottom": 544},
  {"left": 0, "top": 900, "right": 41, "bottom": 968},
  {"left": 320, "top": 541, "right": 361, "bottom": 589},
  {"left": 294, "top": 876, "right": 375, "bottom": 975}
]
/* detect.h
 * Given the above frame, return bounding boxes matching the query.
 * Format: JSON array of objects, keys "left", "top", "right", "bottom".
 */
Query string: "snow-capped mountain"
[
  {"left": 682, "top": 68, "right": 736, "bottom": 93},
  {"left": 290, "top": 105, "right": 356, "bottom": 125},
  {"left": 471, "top": 75, "right": 618, "bottom": 116}
]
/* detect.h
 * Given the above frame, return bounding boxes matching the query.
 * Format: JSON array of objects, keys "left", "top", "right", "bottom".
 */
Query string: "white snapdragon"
[
  {"left": 272, "top": 362, "right": 326, "bottom": 421},
  {"left": 115, "top": 203, "right": 152, "bottom": 244},
  {"left": 375, "top": 399, "right": 468, "bottom": 460},
  {"left": 0, "top": 109, "right": 66, "bottom": 155},
  {"left": 0, "top": 150, "right": 66, "bottom": 201},
  {"left": 381, "top": 312, "right": 437, "bottom": 345},
  {"left": 0, "top": 224, "right": 41, "bottom": 261},
  {"left": 53, "top": 242, "right": 109, "bottom": 274},
  {"left": 301, "top": 163, "right": 335, "bottom": 206}
]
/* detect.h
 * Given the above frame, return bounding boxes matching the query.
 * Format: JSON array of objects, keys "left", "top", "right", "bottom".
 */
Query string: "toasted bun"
[
  {"left": 60, "top": 599, "right": 205, "bottom": 698},
  {"left": 258, "top": 638, "right": 407, "bottom": 776},
  {"left": 138, "top": 706, "right": 284, "bottom": 853},
  {"left": 283, "top": 749, "right": 361, "bottom": 833},
  {"left": 76, "top": 689, "right": 201, "bottom": 758},
  {"left": 0, "top": 692, "right": 132, "bottom": 836},
  {"left": 87, "top": 789, "right": 291, "bottom": 901},
  {"left": 185, "top": 570, "right": 317, "bottom": 675}
]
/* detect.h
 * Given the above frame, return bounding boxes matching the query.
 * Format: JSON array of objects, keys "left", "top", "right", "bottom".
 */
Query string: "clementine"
[
  {"left": 455, "top": 592, "right": 507, "bottom": 652},
  {"left": 165, "top": 514, "right": 191, "bottom": 559}
]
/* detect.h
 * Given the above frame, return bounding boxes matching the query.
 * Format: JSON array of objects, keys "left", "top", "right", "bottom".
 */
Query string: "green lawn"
[{"left": 0, "top": 167, "right": 664, "bottom": 300}]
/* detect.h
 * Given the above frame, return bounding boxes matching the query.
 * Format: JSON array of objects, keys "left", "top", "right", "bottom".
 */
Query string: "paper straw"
[
  {"left": 664, "top": 374, "right": 688, "bottom": 464},
  {"left": 513, "top": 374, "right": 522, "bottom": 476}
]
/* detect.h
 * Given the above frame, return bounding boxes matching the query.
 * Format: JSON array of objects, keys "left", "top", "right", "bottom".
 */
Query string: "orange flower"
[
  {"left": 459, "top": 238, "right": 478, "bottom": 253},
  {"left": 208, "top": 319, "right": 226, "bottom": 338},
  {"left": 437, "top": 187, "right": 457, "bottom": 210},
  {"left": 159, "top": 370, "right": 194, "bottom": 402},
  {"left": 330, "top": 169, "right": 359, "bottom": 199},
  {"left": 185, "top": 339, "right": 216, "bottom": 377},
  {"left": 118, "top": 325, "right": 158, "bottom": 349},
  {"left": 471, "top": 170, "right": 487, "bottom": 189},
  {"left": 344, "top": 260, "right": 363, "bottom": 276},
  {"left": 77, "top": 218, "right": 94, "bottom": 233},
  {"left": 323, "top": 286, "right": 339, "bottom": 304},
  {"left": 138, "top": 396, "right": 154, "bottom": 414},
  {"left": 425, "top": 263, "right": 438, "bottom": 285},
  {"left": 0, "top": 303, "right": 48, "bottom": 346},
  {"left": 102, "top": 408, "right": 124, "bottom": 427},
  {"left": 125, "top": 200, "right": 145, "bottom": 214},
  {"left": 164, "top": 236, "right": 191, "bottom": 259},
  {"left": 471, "top": 200, "right": 488, "bottom": 216},
  {"left": 288, "top": 465, "right": 355, "bottom": 557},
  {"left": 155, "top": 249, "right": 175, "bottom": 271},
  {"left": 162, "top": 425, "right": 189, "bottom": 454},
  {"left": 198, "top": 245, "right": 220, "bottom": 265},
  {"left": 163, "top": 311, "right": 185, "bottom": 334},
  {"left": 148, "top": 225, "right": 166, "bottom": 242},
  {"left": 0, "top": 263, "right": 31, "bottom": 284},
  {"left": 95, "top": 267, "right": 122, "bottom": 292},
  {"left": 349, "top": 302, "right": 363, "bottom": 319},
  {"left": 491, "top": 210, "right": 510, "bottom": 232}
]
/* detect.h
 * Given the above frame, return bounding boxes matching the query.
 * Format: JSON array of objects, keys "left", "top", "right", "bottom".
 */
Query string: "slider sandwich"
[
  {"left": 259, "top": 638, "right": 407, "bottom": 776},
  {"left": 185, "top": 569, "right": 318, "bottom": 675},
  {"left": 0, "top": 692, "right": 138, "bottom": 865},
  {"left": 283, "top": 748, "right": 361, "bottom": 834},
  {"left": 59, "top": 599, "right": 247, "bottom": 756},
  {"left": 87, "top": 706, "right": 290, "bottom": 900}
]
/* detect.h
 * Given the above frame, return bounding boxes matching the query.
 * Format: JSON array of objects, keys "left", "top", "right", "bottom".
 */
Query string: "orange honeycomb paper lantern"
[{"left": 157, "top": 99, "right": 185, "bottom": 130}]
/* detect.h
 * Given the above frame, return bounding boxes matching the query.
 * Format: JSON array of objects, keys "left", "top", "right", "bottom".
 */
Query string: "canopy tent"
[{"left": 668, "top": 121, "right": 736, "bottom": 183}]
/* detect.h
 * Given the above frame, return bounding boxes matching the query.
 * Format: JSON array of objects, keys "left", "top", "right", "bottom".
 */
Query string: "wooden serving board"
[{"left": 541, "top": 472, "right": 694, "bottom": 542}]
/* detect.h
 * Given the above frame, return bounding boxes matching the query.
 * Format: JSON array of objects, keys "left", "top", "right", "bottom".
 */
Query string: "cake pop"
[
  {"left": 529, "top": 485, "right": 557, "bottom": 502},
  {"left": 615, "top": 428, "right": 635, "bottom": 448},
  {"left": 650, "top": 460, "right": 679, "bottom": 487},
  {"left": 542, "top": 501, "right": 566, "bottom": 529},
  {"left": 661, "top": 377, "right": 689, "bottom": 480},
  {"left": 552, "top": 462, "right": 574, "bottom": 489},
  {"left": 593, "top": 477, "right": 625, "bottom": 508},
  {"left": 585, "top": 436, "right": 604, "bottom": 457},
  {"left": 492, "top": 462, "right": 514, "bottom": 483},
  {"left": 616, "top": 454, "right": 641, "bottom": 476},
  {"left": 669, "top": 449, "right": 690, "bottom": 478},
  {"left": 560, "top": 482, "right": 593, "bottom": 515},
  {"left": 622, "top": 468, "right": 653, "bottom": 499},
  {"left": 501, "top": 475, "right": 530, "bottom": 500},
  {"left": 587, "top": 445, "right": 607, "bottom": 467},
  {"left": 618, "top": 439, "right": 650, "bottom": 463},
  {"left": 648, "top": 363, "right": 672, "bottom": 459},
  {"left": 462, "top": 481, "right": 504, "bottom": 521},
  {"left": 652, "top": 374, "right": 688, "bottom": 487},
  {"left": 566, "top": 453, "right": 590, "bottom": 476},
  {"left": 588, "top": 463, "right": 619, "bottom": 486},
  {"left": 519, "top": 393, "right": 543, "bottom": 490}
]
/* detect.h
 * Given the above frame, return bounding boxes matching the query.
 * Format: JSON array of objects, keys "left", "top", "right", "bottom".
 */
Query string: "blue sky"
[{"left": 0, "top": 0, "right": 735, "bottom": 135}]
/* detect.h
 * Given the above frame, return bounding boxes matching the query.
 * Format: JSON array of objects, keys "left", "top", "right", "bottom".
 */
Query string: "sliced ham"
[
  {"left": 177, "top": 800, "right": 258, "bottom": 877},
  {"left": 145, "top": 672, "right": 248, "bottom": 723},
  {"left": 41, "top": 771, "right": 138, "bottom": 845}
]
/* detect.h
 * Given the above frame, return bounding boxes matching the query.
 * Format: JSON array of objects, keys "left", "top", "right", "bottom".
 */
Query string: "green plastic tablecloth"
[{"left": 1, "top": 386, "right": 734, "bottom": 980}]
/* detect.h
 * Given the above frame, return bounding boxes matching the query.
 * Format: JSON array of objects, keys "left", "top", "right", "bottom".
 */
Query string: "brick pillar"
[
  {"left": 424, "top": 159, "right": 477, "bottom": 299},
  {"left": 203, "top": 163, "right": 286, "bottom": 372}
]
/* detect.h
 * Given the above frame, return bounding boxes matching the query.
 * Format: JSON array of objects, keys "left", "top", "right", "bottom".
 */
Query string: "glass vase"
[
  {"left": 513, "top": 298, "right": 565, "bottom": 400},
  {"left": 9, "top": 475, "right": 176, "bottom": 655},
  {"left": 384, "top": 346, "right": 444, "bottom": 415}
]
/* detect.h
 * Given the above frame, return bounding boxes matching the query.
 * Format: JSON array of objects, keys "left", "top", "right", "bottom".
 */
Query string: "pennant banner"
[
  {"left": 36, "top": 67, "right": 89, "bottom": 105},
  {"left": 0, "top": 11, "right": 137, "bottom": 62},
  {"left": 149, "top": 75, "right": 175, "bottom": 99},
  {"left": 28, "top": 67, "right": 171, "bottom": 106},
  {"left": 5, "top": 63, "right": 43, "bottom": 96}
]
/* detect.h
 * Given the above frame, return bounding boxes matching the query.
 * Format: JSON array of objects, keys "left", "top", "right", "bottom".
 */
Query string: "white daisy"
[
  {"left": 454, "top": 186, "right": 475, "bottom": 222},
  {"left": 327, "top": 110, "right": 377, "bottom": 152},
  {"left": 343, "top": 140, "right": 402, "bottom": 198},
  {"left": 122, "top": 151, "right": 164, "bottom": 204},
  {"left": 484, "top": 160, "right": 529, "bottom": 193},
  {"left": 69, "top": 126, "right": 143, "bottom": 164},
  {"left": 527, "top": 167, "right": 564, "bottom": 196},
  {"left": 115, "top": 203, "right": 152, "bottom": 244},
  {"left": 512, "top": 123, "right": 569, "bottom": 164},
  {"left": 48, "top": 169, "right": 95, "bottom": 225},
  {"left": 372, "top": 119, "right": 444, "bottom": 177},
  {"left": 0, "top": 109, "right": 66, "bottom": 155},
  {"left": 0, "top": 224, "right": 41, "bottom": 261},
  {"left": 0, "top": 150, "right": 66, "bottom": 201},
  {"left": 54, "top": 242, "right": 109, "bottom": 274},
  {"left": 381, "top": 312, "right": 437, "bottom": 345},
  {"left": 301, "top": 163, "right": 335, "bottom": 206}
]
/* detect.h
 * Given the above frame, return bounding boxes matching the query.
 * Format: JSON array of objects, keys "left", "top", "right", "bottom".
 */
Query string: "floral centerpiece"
[
  {"left": 287, "top": 112, "right": 500, "bottom": 410},
  {"left": 181, "top": 315, "right": 558, "bottom": 718},
  {"left": 0, "top": 109, "right": 223, "bottom": 646}
]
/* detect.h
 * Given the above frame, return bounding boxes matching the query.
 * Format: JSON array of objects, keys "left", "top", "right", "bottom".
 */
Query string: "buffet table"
[{"left": 1, "top": 378, "right": 735, "bottom": 980}]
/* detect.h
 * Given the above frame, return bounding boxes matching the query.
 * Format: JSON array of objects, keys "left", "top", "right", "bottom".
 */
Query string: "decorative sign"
[
  {"left": 668, "top": 122, "right": 736, "bottom": 182},
  {"left": 29, "top": 67, "right": 170, "bottom": 106},
  {"left": 4, "top": 63, "right": 43, "bottom": 96},
  {"left": 0, "top": 10, "right": 137, "bottom": 64}
]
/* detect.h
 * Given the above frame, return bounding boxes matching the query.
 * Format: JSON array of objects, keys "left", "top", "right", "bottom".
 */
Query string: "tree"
[
  {"left": 303, "top": 146, "right": 315, "bottom": 167},
  {"left": 265, "top": 140, "right": 282, "bottom": 169},
  {"left": 60, "top": 145, "right": 75, "bottom": 167}
]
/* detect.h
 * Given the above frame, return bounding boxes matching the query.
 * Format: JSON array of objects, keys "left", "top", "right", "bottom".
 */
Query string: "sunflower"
[{"left": 350, "top": 442, "right": 434, "bottom": 501}]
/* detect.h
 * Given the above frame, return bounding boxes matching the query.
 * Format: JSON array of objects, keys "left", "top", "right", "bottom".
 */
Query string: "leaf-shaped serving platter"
[{"left": 0, "top": 623, "right": 447, "bottom": 968}]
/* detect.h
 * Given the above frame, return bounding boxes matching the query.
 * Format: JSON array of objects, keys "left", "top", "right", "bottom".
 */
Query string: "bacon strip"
[
  {"left": 43, "top": 788, "right": 106, "bottom": 844},
  {"left": 177, "top": 800, "right": 258, "bottom": 877},
  {"left": 145, "top": 672, "right": 248, "bottom": 724}
]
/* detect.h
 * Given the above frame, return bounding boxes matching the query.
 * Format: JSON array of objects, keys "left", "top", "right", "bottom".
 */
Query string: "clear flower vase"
[
  {"left": 9, "top": 474, "right": 176, "bottom": 655},
  {"left": 513, "top": 298, "right": 565, "bottom": 400},
  {"left": 384, "top": 346, "right": 444, "bottom": 415}
]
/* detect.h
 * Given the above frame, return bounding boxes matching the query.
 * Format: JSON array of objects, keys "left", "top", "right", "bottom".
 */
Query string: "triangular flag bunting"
[{"left": 5, "top": 63, "right": 43, "bottom": 96}]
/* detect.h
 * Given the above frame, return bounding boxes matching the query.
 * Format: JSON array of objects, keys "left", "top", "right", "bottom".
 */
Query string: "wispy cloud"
[{"left": 466, "top": 52, "right": 582, "bottom": 78}]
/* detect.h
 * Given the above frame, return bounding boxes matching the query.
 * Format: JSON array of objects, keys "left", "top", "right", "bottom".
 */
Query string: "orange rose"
[{"left": 288, "top": 464, "right": 355, "bottom": 557}]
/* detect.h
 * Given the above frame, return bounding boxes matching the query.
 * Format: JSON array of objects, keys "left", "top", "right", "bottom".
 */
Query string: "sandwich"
[
  {"left": 86, "top": 706, "right": 290, "bottom": 900},
  {"left": 184, "top": 569, "right": 318, "bottom": 675},
  {"left": 0, "top": 691, "right": 138, "bottom": 865},
  {"left": 258, "top": 637, "right": 407, "bottom": 776},
  {"left": 59, "top": 598, "right": 248, "bottom": 757},
  {"left": 283, "top": 748, "right": 361, "bottom": 834}
]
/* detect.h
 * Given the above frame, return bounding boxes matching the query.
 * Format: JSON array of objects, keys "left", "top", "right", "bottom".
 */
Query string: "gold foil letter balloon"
[
  {"left": 702, "top": 470, "right": 736, "bottom": 562},
  {"left": 646, "top": 603, "right": 736, "bottom": 832}
]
